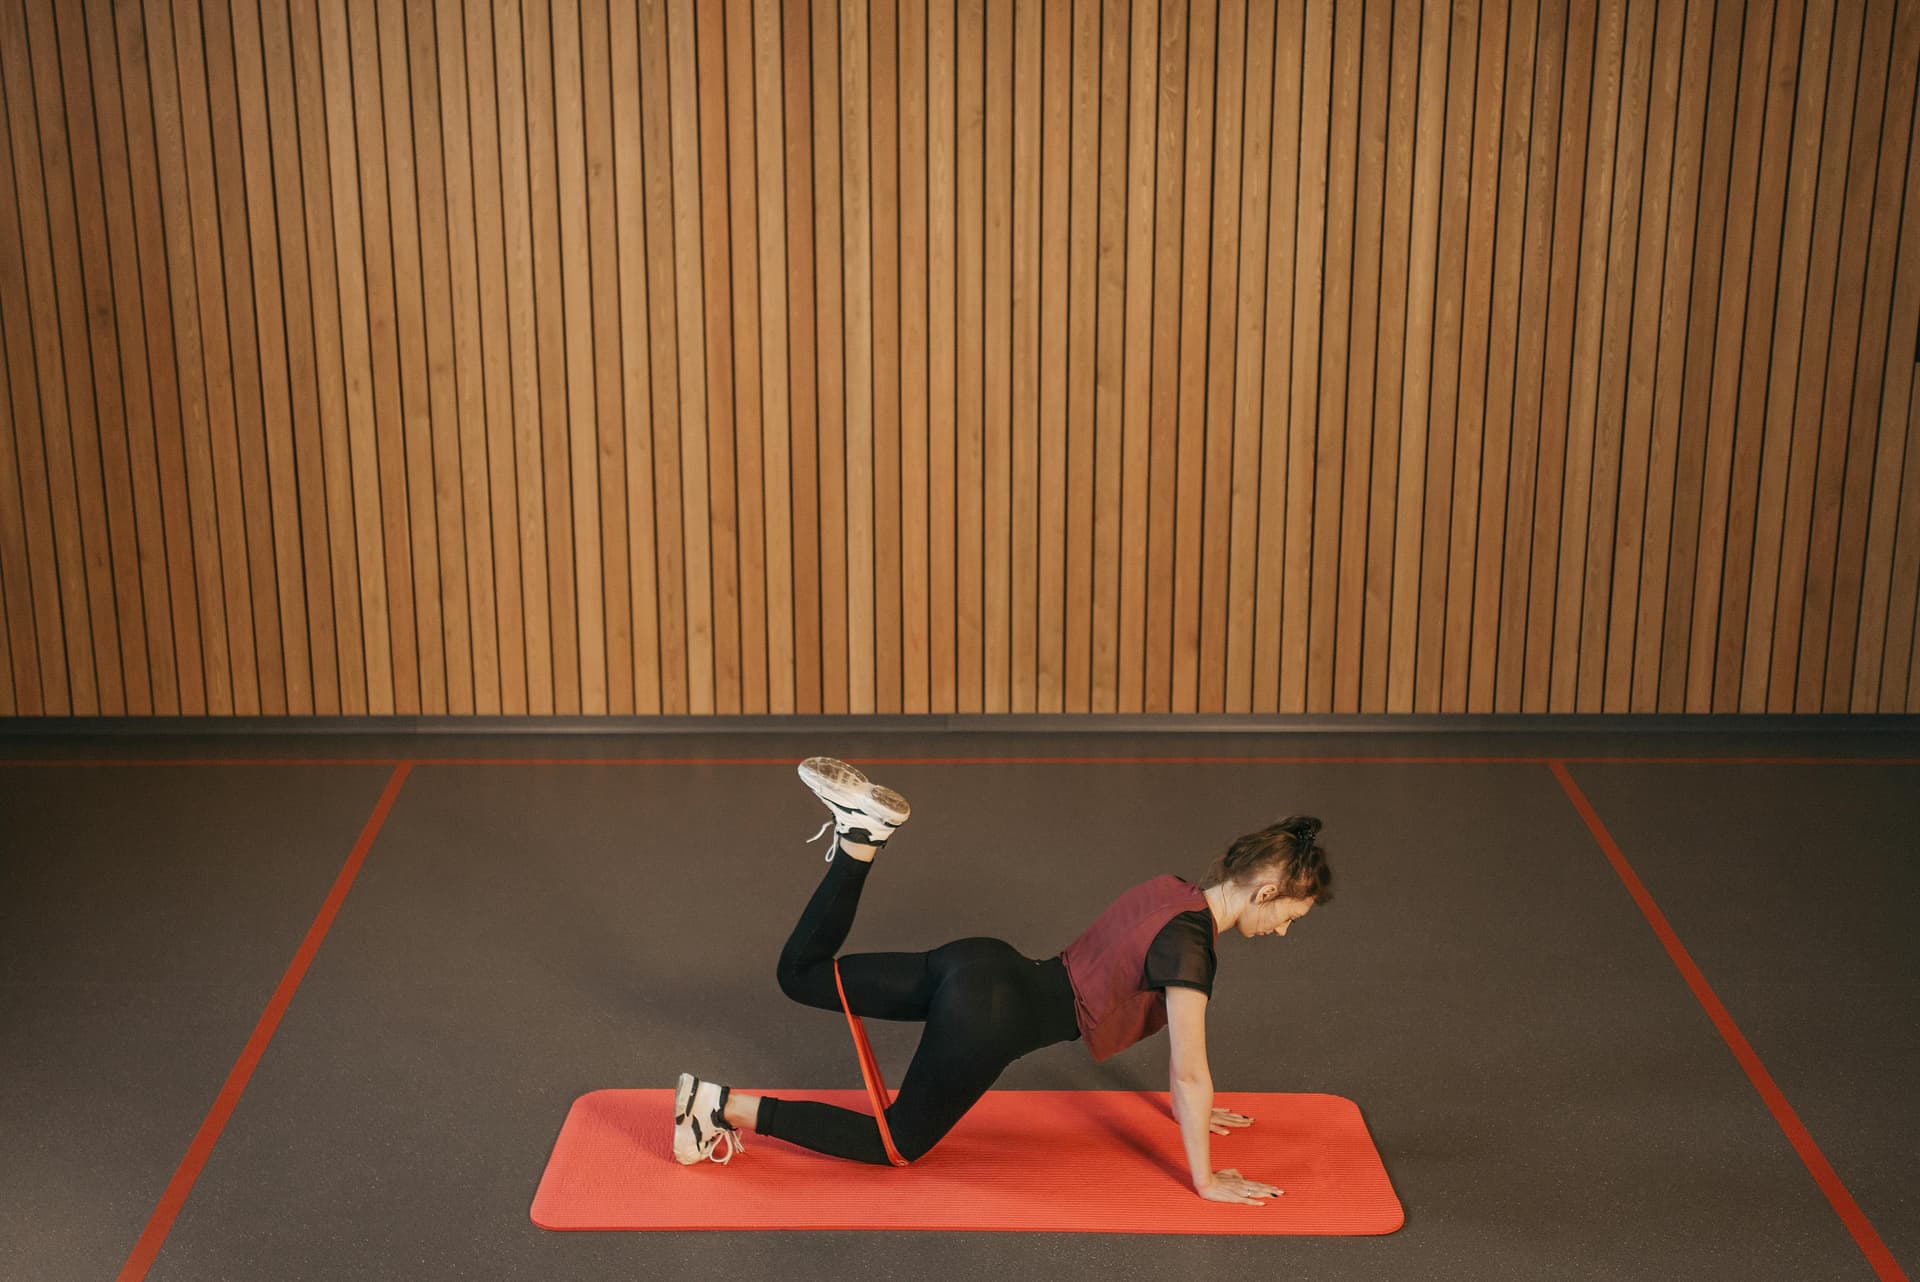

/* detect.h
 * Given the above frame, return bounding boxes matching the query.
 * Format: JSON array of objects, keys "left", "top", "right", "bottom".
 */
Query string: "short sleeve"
[{"left": 1143, "top": 910, "right": 1216, "bottom": 997}]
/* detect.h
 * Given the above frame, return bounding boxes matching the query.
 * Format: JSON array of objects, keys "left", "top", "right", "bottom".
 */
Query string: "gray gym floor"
[{"left": 2, "top": 728, "right": 1913, "bottom": 1281}]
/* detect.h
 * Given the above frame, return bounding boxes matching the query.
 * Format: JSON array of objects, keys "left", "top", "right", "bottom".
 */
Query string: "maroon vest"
[{"left": 1057, "top": 875, "right": 1215, "bottom": 1063}]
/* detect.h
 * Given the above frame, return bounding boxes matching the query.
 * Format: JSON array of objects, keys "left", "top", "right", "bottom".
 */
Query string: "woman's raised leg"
[{"left": 774, "top": 843, "right": 938, "bottom": 1020}]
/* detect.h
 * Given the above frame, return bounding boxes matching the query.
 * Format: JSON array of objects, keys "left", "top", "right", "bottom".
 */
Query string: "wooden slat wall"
[{"left": 2, "top": 0, "right": 1918, "bottom": 718}]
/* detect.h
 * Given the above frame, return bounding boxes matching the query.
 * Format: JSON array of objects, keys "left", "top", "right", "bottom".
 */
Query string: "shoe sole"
[
  {"left": 672, "top": 1072, "right": 700, "bottom": 1165},
  {"left": 798, "top": 757, "right": 911, "bottom": 825}
]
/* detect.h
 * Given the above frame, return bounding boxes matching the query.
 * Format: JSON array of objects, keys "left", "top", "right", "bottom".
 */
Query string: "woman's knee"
[
  {"left": 882, "top": 1117, "right": 940, "bottom": 1164},
  {"left": 776, "top": 955, "right": 828, "bottom": 1006}
]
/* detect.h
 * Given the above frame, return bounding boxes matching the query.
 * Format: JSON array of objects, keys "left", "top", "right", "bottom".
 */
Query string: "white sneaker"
[
  {"left": 798, "top": 757, "right": 912, "bottom": 859},
  {"left": 673, "top": 1072, "right": 745, "bottom": 1165}
]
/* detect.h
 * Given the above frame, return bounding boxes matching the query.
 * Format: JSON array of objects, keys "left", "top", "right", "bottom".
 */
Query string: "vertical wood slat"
[
  {"left": 1114, "top": 0, "right": 1155, "bottom": 713},
  {"left": 638, "top": 0, "right": 687, "bottom": 713},
  {"left": 0, "top": 276, "right": 42, "bottom": 712},
  {"left": 898, "top": 0, "right": 930, "bottom": 713},
  {"left": 725, "top": 0, "right": 768, "bottom": 716},
  {"left": 693, "top": 0, "right": 737, "bottom": 715},
  {"left": 1223, "top": 0, "right": 1269, "bottom": 714},
  {"left": 1826, "top": 17, "right": 1915, "bottom": 709},
  {"left": 780, "top": 0, "right": 819, "bottom": 713},
  {"left": 810, "top": 0, "right": 848, "bottom": 713},
  {"left": 1494, "top": 0, "right": 1564, "bottom": 714},
  {"left": 45, "top": 0, "right": 152, "bottom": 715},
  {"left": 1363, "top": 0, "right": 1418, "bottom": 714},
  {"left": 954, "top": 0, "right": 984, "bottom": 712},
  {"left": 1088, "top": 0, "right": 1125, "bottom": 712},
  {"left": 229, "top": 0, "right": 308, "bottom": 715},
  {"left": 1630, "top": 0, "right": 1715, "bottom": 713},
  {"left": 0, "top": 480, "right": 12, "bottom": 714},
  {"left": 572, "top": 0, "right": 625, "bottom": 717},
  {"left": 1443, "top": 0, "right": 1506, "bottom": 715},
  {"left": 347, "top": 0, "right": 424, "bottom": 715},
  {"left": 981, "top": 0, "right": 1010, "bottom": 713},
  {"left": 666, "top": 0, "right": 713, "bottom": 714},
  {"left": 1523, "top": 0, "right": 1597, "bottom": 713},
  {"left": 1413, "top": 0, "right": 1471, "bottom": 715},
  {"left": 1553, "top": 0, "right": 1624, "bottom": 714},
  {"left": 1804, "top": 1, "right": 1898, "bottom": 711},
  {"left": 1657, "top": 0, "right": 1742, "bottom": 711},
  {"left": 1063, "top": 0, "right": 1098, "bottom": 712},
  {"left": 1169, "top": 0, "right": 1215, "bottom": 716},
  {"left": 83, "top": 0, "right": 178, "bottom": 714},
  {"left": 522, "top": 0, "right": 581, "bottom": 715},
  {"left": 423, "top": 0, "right": 492, "bottom": 715},
  {"left": 317, "top": 0, "right": 395, "bottom": 713},
  {"left": 753, "top": 0, "right": 793, "bottom": 715},
  {"left": 1311, "top": 0, "right": 1360, "bottom": 715},
  {"left": 25, "top": 0, "right": 130, "bottom": 716},
  {"left": 1009, "top": 0, "right": 1041, "bottom": 713},
  {"left": 283, "top": 0, "right": 362, "bottom": 713},
  {"left": 842, "top": 0, "right": 875, "bottom": 713},
  {"left": 870, "top": 0, "right": 902, "bottom": 713},
  {"left": 462, "top": 0, "right": 530, "bottom": 715},
  {"left": 3, "top": 0, "right": 95, "bottom": 716},
  {"left": 1388, "top": 0, "right": 1450, "bottom": 713},
  {"left": 1138, "top": 0, "right": 1182, "bottom": 715},
  {"left": 1259, "top": 0, "right": 1305, "bottom": 714},
  {"left": 1576, "top": 0, "right": 1649, "bottom": 714},
  {"left": 1689, "top": 0, "right": 1779, "bottom": 712},
  {"left": 1334, "top": 0, "right": 1390, "bottom": 714},
  {"left": 149, "top": 0, "right": 241, "bottom": 713},
  {"left": 1467, "top": 0, "right": 1524, "bottom": 715},
  {"left": 250, "top": 0, "right": 336, "bottom": 715},
  {"left": 3, "top": 0, "right": 1918, "bottom": 720},
  {"left": 1712, "top": 0, "right": 1806, "bottom": 713},
  {"left": 375, "top": 0, "right": 453, "bottom": 716},
  {"left": 610, "top": 0, "right": 662, "bottom": 714},
  {"left": 200, "top": 0, "right": 290, "bottom": 715},
  {"left": 1744, "top": 0, "right": 1833, "bottom": 710},
  {"left": 1852, "top": 10, "right": 1920, "bottom": 712},
  {"left": 926, "top": 0, "right": 957, "bottom": 714},
  {"left": 1604, "top": 0, "right": 1683, "bottom": 713},
  {"left": 1767, "top": 1, "right": 1861, "bottom": 710}
]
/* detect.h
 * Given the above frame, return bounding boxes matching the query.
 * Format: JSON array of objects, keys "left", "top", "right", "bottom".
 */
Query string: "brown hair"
[{"left": 1200, "top": 816, "right": 1334, "bottom": 904}]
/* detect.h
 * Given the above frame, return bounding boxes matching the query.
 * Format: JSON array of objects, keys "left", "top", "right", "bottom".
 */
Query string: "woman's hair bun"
[{"left": 1280, "top": 815, "right": 1322, "bottom": 845}]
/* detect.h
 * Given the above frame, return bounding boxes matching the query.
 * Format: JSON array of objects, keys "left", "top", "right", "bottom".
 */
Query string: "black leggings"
[{"left": 756, "top": 846, "right": 1082, "bottom": 1164}]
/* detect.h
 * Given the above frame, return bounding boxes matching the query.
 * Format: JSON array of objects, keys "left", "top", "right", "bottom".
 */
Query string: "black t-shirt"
[{"left": 1143, "top": 908, "right": 1217, "bottom": 998}]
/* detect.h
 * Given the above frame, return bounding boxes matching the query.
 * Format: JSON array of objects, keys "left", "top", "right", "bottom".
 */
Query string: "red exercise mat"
[{"left": 531, "top": 1088, "right": 1402, "bottom": 1235}]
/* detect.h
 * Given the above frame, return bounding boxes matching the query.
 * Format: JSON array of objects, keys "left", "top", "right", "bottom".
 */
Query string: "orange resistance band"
[{"left": 831, "top": 958, "right": 911, "bottom": 1167}]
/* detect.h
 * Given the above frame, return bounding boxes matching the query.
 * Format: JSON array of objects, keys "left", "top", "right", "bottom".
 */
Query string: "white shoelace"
[
  {"left": 807, "top": 803, "right": 887, "bottom": 861},
  {"left": 706, "top": 1123, "right": 744, "bottom": 1164}
]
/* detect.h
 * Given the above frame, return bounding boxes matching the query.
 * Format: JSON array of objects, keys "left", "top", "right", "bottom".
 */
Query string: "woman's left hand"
[{"left": 1209, "top": 1107, "right": 1254, "bottom": 1135}]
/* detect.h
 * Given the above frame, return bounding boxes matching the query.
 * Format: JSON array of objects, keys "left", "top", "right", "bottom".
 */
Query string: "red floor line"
[
  {"left": 115, "top": 762, "right": 416, "bottom": 1282},
  {"left": 1558, "top": 756, "right": 1920, "bottom": 766},
  {"left": 5, "top": 753, "right": 1918, "bottom": 768},
  {"left": 0, "top": 757, "right": 412, "bottom": 768},
  {"left": 1549, "top": 760, "right": 1907, "bottom": 1282},
  {"left": 405, "top": 754, "right": 1547, "bottom": 766}
]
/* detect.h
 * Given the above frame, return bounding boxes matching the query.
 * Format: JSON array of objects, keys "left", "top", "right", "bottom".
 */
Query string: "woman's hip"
[{"left": 926, "top": 937, "right": 1081, "bottom": 1052}]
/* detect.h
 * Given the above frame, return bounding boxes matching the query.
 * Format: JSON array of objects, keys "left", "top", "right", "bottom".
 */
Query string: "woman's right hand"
[{"left": 1196, "top": 1168, "right": 1283, "bottom": 1205}]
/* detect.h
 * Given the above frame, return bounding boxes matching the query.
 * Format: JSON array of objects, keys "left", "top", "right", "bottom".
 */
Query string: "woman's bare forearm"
[{"left": 1170, "top": 1074, "right": 1215, "bottom": 1188}]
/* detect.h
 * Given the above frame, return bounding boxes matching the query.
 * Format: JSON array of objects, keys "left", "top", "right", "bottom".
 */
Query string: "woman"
[{"left": 673, "top": 757, "right": 1333, "bottom": 1206}]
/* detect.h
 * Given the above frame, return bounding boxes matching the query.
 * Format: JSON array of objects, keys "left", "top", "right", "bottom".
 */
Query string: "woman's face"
[{"left": 1238, "top": 885, "right": 1315, "bottom": 940}]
